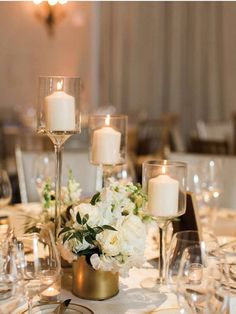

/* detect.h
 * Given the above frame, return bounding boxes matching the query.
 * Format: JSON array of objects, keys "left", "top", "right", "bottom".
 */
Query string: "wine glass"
[
  {"left": 0, "top": 170, "right": 12, "bottom": 209},
  {"left": 37, "top": 76, "right": 81, "bottom": 238},
  {"left": 167, "top": 230, "right": 222, "bottom": 288},
  {"left": 177, "top": 245, "right": 228, "bottom": 314},
  {"left": 191, "top": 159, "right": 222, "bottom": 227},
  {"left": 142, "top": 160, "right": 187, "bottom": 291},
  {"left": 17, "top": 225, "right": 61, "bottom": 313}
]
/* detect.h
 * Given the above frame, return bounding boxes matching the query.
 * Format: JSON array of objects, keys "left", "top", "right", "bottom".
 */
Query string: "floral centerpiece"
[
  {"left": 25, "top": 174, "right": 150, "bottom": 300},
  {"left": 58, "top": 180, "right": 149, "bottom": 277}
]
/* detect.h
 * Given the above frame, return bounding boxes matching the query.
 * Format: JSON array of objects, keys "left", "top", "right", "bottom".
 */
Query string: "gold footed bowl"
[{"left": 72, "top": 256, "right": 119, "bottom": 300}]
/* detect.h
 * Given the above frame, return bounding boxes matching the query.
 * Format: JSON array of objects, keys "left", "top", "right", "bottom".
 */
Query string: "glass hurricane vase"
[
  {"left": 37, "top": 76, "right": 81, "bottom": 238},
  {"left": 88, "top": 114, "right": 128, "bottom": 189},
  {"left": 142, "top": 160, "right": 187, "bottom": 291}
]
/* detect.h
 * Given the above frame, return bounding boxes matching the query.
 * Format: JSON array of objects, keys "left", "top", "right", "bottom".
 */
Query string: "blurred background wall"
[{"left": 0, "top": 1, "right": 236, "bottom": 145}]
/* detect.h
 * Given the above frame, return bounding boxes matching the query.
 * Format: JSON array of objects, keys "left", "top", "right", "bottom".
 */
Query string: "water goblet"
[
  {"left": 166, "top": 230, "right": 222, "bottom": 288},
  {"left": 142, "top": 160, "right": 187, "bottom": 291},
  {"left": 177, "top": 245, "right": 228, "bottom": 314},
  {"left": 17, "top": 225, "right": 61, "bottom": 313},
  {"left": 190, "top": 159, "right": 222, "bottom": 227}
]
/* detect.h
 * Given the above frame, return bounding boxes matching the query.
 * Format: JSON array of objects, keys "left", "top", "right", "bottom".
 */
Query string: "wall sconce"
[{"left": 33, "top": 0, "right": 67, "bottom": 36}]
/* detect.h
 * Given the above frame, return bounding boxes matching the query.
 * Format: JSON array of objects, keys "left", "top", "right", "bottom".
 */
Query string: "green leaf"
[
  {"left": 90, "top": 192, "right": 100, "bottom": 205},
  {"left": 86, "top": 224, "right": 96, "bottom": 236},
  {"left": 58, "top": 226, "right": 71, "bottom": 237},
  {"left": 63, "top": 232, "right": 72, "bottom": 243},
  {"left": 102, "top": 225, "right": 117, "bottom": 231},
  {"left": 77, "top": 247, "right": 100, "bottom": 256},
  {"left": 111, "top": 204, "right": 115, "bottom": 213},
  {"left": 82, "top": 214, "right": 89, "bottom": 225},
  {"left": 76, "top": 212, "right": 82, "bottom": 224},
  {"left": 85, "top": 235, "right": 94, "bottom": 245},
  {"left": 74, "top": 231, "right": 83, "bottom": 243},
  {"left": 94, "top": 226, "right": 104, "bottom": 234}
]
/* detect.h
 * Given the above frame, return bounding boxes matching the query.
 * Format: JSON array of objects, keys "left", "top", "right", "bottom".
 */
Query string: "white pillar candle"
[
  {"left": 148, "top": 174, "right": 179, "bottom": 217},
  {"left": 45, "top": 86, "right": 75, "bottom": 131},
  {"left": 92, "top": 116, "right": 121, "bottom": 165}
]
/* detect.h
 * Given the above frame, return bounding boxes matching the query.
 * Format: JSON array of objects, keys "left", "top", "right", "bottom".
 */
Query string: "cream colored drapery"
[{"left": 97, "top": 2, "right": 224, "bottom": 138}]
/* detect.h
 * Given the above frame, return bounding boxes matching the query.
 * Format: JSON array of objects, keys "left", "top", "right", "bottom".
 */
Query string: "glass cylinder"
[
  {"left": 88, "top": 115, "right": 128, "bottom": 166},
  {"left": 142, "top": 160, "right": 187, "bottom": 288},
  {"left": 142, "top": 160, "right": 187, "bottom": 220},
  {"left": 36, "top": 76, "right": 81, "bottom": 239},
  {"left": 37, "top": 76, "right": 81, "bottom": 137}
]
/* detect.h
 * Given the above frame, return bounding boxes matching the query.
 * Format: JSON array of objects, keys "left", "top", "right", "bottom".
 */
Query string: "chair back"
[{"left": 16, "top": 148, "right": 98, "bottom": 203}]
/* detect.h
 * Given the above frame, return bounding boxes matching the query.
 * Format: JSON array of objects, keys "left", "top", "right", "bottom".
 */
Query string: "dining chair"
[
  {"left": 195, "top": 119, "right": 233, "bottom": 154},
  {"left": 189, "top": 136, "right": 229, "bottom": 155},
  {"left": 15, "top": 147, "right": 98, "bottom": 203}
]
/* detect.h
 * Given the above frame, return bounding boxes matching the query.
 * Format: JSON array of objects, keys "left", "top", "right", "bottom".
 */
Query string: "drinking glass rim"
[
  {"left": 143, "top": 160, "right": 187, "bottom": 168},
  {"left": 173, "top": 230, "right": 201, "bottom": 241},
  {"left": 38, "top": 76, "right": 81, "bottom": 79},
  {"left": 88, "top": 114, "right": 128, "bottom": 119}
]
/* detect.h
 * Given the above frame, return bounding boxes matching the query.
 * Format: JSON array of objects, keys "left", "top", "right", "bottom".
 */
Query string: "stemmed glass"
[
  {"left": 167, "top": 230, "right": 221, "bottom": 288},
  {"left": 88, "top": 114, "right": 128, "bottom": 189},
  {"left": 191, "top": 159, "right": 222, "bottom": 226},
  {"left": 17, "top": 225, "right": 61, "bottom": 314},
  {"left": 142, "top": 160, "right": 187, "bottom": 290},
  {"left": 177, "top": 245, "right": 228, "bottom": 314},
  {"left": 0, "top": 170, "right": 12, "bottom": 209},
  {"left": 37, "top": 76, "right": 81, "bottom": 238}
]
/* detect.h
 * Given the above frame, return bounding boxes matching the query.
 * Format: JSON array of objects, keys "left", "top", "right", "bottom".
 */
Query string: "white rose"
[{"left": 96, "top": 229, "right": 120, "bottom": 256}]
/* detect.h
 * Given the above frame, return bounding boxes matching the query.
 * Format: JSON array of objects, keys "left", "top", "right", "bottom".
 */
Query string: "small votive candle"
[
  {"left": 188, "top": 263, "right": 203, "bottom": 284},
  {"left": 41, "top": 278, "right": 61, "bottom": 302}
]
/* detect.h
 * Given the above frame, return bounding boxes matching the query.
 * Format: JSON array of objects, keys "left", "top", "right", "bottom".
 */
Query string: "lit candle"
[
  {"left": 45, "top": 81, "right": 75, "bottom": 131},
  {"left": 148, "top": 166, "right": 179, "bottom": 217},
  {"left": 92, "top": 115, "right": 121, "bottom": 165},
  {"left": 41, "top": 286, "right": 60, "bottom": 302},
  {"left": 189, "top": 263, "right": 203, "bottom": 284}
]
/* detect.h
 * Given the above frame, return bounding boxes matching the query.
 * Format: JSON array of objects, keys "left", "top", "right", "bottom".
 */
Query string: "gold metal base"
[{"left": 72, "top": 256, "right": 119, "bottom": 300}]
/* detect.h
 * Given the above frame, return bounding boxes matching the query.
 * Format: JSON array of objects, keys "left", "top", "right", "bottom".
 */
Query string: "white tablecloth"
[{"left": 1, "top": 204, "right": 236, "bottom": 314}]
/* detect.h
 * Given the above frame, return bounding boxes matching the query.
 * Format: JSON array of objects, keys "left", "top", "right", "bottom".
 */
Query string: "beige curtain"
[{"left": 97, "top": 2, "right": 224, "bottom": 138}]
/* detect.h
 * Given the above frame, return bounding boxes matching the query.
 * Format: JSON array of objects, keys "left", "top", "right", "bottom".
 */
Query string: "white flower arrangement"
[
  {"left": 58, "top": 180, "right": 150, "bottom": 276},
  {"left": 25, "top": 170, "right": 82, "bottom": 232}
]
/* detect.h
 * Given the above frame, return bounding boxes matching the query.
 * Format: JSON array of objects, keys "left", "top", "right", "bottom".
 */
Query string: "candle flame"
[
  {"left": 161, "top": 166, "right": 166, "bottom": 174},
  {"left": 57, "top": 81, "right": 63, "bottom": 91},
  {"left": 105, "top": 114, "right": 110, "bottom": 126}
]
